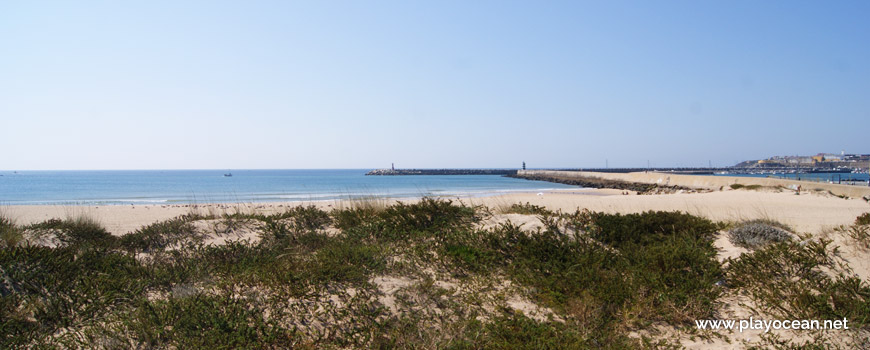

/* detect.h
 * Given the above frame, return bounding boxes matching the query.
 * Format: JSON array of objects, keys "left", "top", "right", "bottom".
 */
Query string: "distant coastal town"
[
  {"left": 735, "top": 151, "right": 870, "bottom": 173},
  {"left": 367, "top": 152, "right": 870, "bottom": 177}
]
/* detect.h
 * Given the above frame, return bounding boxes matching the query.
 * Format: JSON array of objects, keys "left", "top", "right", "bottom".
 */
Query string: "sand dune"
[{"left": 5, "top": 186, "right": 869, "bottom": 349}]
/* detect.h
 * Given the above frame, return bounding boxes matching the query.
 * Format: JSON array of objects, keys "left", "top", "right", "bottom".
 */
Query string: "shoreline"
[{"left": 0, "top": 186, "right": 578, "bottom": 207}]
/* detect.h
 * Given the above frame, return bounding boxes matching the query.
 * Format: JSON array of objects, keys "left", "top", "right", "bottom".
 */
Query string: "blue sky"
[{"left": 1, "top": 1, "right": 868, "bottom": 170}]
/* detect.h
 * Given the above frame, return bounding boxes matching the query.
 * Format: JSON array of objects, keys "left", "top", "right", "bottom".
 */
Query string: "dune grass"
[
  {"left": 23, "top": 214, "right": 115, "bottom": 249},
  {"left": 0, "top": 215, "right": 22, "bottom": 248},
  {"left": 1, "top": 199, "right": 868, "bottom": 348},
  {"left": 839, "top": 213, "right": 870, "bottom": 250}
]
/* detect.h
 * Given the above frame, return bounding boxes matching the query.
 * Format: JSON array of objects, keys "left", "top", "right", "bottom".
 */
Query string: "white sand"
[{"left": 4, "top": 188, "right": 867, "bottom": 236}]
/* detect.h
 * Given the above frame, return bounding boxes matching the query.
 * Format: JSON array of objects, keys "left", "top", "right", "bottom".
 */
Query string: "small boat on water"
[{"left": 224, "top": 172, "right": 233, "bottom": 177}]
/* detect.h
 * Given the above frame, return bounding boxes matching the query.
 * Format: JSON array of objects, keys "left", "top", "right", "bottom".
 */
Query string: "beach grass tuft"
[
  {"left": 841, "top": 213, "right": 870, "bottom": 249},
  {"left": 0, "top": 215, "right": 23, "bottom": 248}
]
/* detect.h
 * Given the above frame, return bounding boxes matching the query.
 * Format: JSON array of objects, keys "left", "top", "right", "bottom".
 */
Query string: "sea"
[{"left": 0, "top": 169, "right": 575, "bottom": 206}]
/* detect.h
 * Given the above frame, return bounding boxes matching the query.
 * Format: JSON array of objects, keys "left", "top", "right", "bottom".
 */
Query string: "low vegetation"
[
  {"left": 728, "top": 219, "right": 794, "bottom": 249},
  {"left": 23, "top": 215, "right": 116, "bottom": 249},
  {"left": 119, "top": 214, "right": 204, "bottom": 253},
  {"left": 0, "top": 216, "right": 23, "bottom": 248},
  {"left": 499, "top": 201, "right": 555, "bottom": 216},
  {"left": 1, "top": 201, "right": 868, "bottom": 348},
  {"left": 727, "top": 237, "right": 870, "bottom": 331},
  {"left": 840, "top": 212, "right": 870, "bottom": 250},
  {"left": 729, "top": 183, "right": 763, "bottom": 190},
  {"left": 724, "top": 215, "right": 870, "bottom": 348}
]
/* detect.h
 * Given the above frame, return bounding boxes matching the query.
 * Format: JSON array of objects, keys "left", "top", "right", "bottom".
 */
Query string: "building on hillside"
[{"left": 784, "top": 156, "right": 813, "bottom": 164}]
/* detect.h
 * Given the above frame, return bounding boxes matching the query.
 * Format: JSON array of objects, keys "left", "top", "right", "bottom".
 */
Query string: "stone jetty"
[{"left": 366, "top": 169, "right": 518, "bottom": 176}]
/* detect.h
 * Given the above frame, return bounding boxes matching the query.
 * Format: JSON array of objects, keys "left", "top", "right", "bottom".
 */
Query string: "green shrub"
[
  {"left": 286, "top": 205, "right": 332, "bottom": 232},
  {"left": 25, "top": 216, "right": 115, "bottom": 249},
  {"left": 856, "top": 213, "right": 870, "bottom": 226},
  {"left": 489, "top": 222, "right": 627, "bottom": 309},
  {"left": 380, "top": 198, "right": 475, "bottom": 235},
  {"left": 620, "top": 232, "right": 723, "bottom": 322},
  {"left": 332, "top": 206, "right": 381, "bottom": 231},
  {"left": 117, "top": 294, "right": 299, "bottom": 349},
  {"left": 589, "top": 211, "right": 719, "bottom": 247},
  {"left": 257, "top": 207, "right": 333, "bottom": 250},
  {"left": 727, "top": 239, "right": 870, "bottom": 326},
  {"left": 191, "top": 241, "right": 306, "bottom": 290},
  {"left": 502, "top": 202, "right": 554, "bottom": 216},
  {"left": 589, "top": 211, "right": 722, "bottom": 322},
  {"left": 436, "top": 211, "right": 723, "bottom": 327},
  {"left": 258, "top": 217, "right": 291, "bottom": 244},
  {"left": 729, "top": 183, "right": 764, "bottom": 191},
  {"left": 455, "top": 313, "right": 625, "bottom": 350},
  {"left": 119, "top": 216, "right": 200, "bottom": 253},
  {"left": 257, "top": 205, "right": 331, "bottom": 235},
  {"left": 335, "top": 198, "right": 476, "bottom": 243},
  {"left": 0, "top": 246, "right": 151, "bottom": 347},
  {"left": 443, "top": 243, "right": 488, "bottom": 270},
  {"left": 308, "top": 240, "right": 386, "bottom": 285}
]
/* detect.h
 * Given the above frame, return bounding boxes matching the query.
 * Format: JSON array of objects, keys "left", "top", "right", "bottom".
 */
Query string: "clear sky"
[{"left": 1, "top": 1, "right": 868, "bottom": 170}]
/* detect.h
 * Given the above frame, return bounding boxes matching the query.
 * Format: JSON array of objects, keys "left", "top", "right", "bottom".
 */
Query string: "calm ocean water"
[{"left": 0, "top": 169, "right": 575, "bottom": 205}]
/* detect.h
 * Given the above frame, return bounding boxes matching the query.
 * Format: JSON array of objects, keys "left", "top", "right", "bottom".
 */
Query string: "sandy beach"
[
  {"left": 5, "top": 186, "right": 868, "bottom": 236},
  {"left": 5, "top": 186, "right": 870, "bottom": 348}
]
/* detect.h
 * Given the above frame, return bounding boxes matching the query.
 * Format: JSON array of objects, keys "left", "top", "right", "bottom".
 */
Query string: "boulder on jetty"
[{"left": 508, "top": 172, "right": 695, "bottom": 194}]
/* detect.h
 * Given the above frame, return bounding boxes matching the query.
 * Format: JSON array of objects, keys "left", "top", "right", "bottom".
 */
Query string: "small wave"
[{"left": 109, "top": 199, "right": 170, "bottom": 203}]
